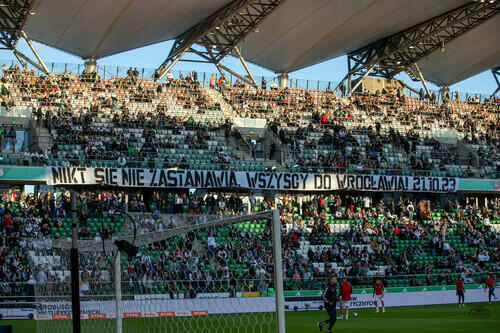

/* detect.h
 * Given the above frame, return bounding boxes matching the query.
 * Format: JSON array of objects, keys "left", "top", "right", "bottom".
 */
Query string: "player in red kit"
[
  {"left": 373, "top": 279, "right": 385, "bottom": 313},
  {"left": 484, "top": 275, "right": 497, "bottom": 304},
  {"left": 456, "top": 277, "right": 465, "bottom": 307},
  {"left": 339, "top": 277, "right": 352, "bottom": 320}
]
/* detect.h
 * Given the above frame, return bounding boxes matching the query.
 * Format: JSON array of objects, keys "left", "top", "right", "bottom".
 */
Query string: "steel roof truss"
[
  {"left": 347, "top": 1, "right": 500, "bottom": 79},
  {"left": 155, "top": 0, "right": 287, "bottom": 82},
  {"left": 492, "top": 66, "right": 500, "bottom": 97},
  {"left": 0, "top": 0, "right": 33, "bottom": 49}
]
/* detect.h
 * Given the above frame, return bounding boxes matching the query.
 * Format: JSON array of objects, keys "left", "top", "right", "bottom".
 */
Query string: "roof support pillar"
[
  {"left": 0, "top": 1, "right": 48, "bottom": 74},
  {"left": 84, "top": 58, "right": 97, "bottom": 73},
  {"left": 493, "top": 87, "right": 500, "bottom": 98},
  {"left": 215, "top": 64, "right": 229, "bottom": 83},
  {"left": 347, "top": 56, "right": 352, "bottom": 92},
  {"left": 333, "top": 74, "right": 348, "bottom": 96},
  {"left": 396, "top": 79, "right": 420, "bottom": 95},
  {"left": 218, "top": 63, "right": 254, "bottom": 87},
  {"left": 413, "top": 62, "right": 431, "bottom": 100},
  {"left": 12, "top": 49, "right": 49, "bottom": 75},
  {"left": 234, "top": 46, "right": 258, "bottom": 87},
  {"left": 21, "top": 30, "right": 49, "bottom": 74},
  {"left": 348, "top": 62, "right": 377, "bottom": 95},
  {"left": 158, "top": 49, "right": 188, "bottom": 78},
  {"left": 278, "top": 73, "right": 288, "bottom": 88},
  {"left": 13, "top": 50, "right": 27, "bottom": 69},
  {"left": 187, "top": 46, "right": 254, "bottom": 87}
]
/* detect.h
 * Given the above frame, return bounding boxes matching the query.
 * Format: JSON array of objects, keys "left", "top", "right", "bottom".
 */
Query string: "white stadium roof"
[
  {"left": 416, "top": 13, "right": 500, "bottom": 87},
  {"left": 23, "top": 0, "right": 500, "bottom": 86},
  {"left": 24, "top": 0, "right": 233, "bottom": 59}
]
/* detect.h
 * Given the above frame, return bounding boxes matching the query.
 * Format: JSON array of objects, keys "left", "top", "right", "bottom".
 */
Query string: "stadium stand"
[
  {"left": 0, "top": 65, "right": 498, "bottom": 178},
  {"left": 0, "top": 64, "right": 497, "bottom": 302},
  {"left": 0, "top": 187, "right": 499, "bottom": 297}
]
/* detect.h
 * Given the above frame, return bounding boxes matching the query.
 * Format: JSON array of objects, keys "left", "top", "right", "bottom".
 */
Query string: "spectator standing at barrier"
[
  {"left": 207, "top": 234, "right": 217, "bottom": 258},
  {"left": 117, "top": 154, "right": 127, "bottom": 167},
  {"left": 3, "top": 212, "right": 13, "bottom": 235},
  {"left": 217, "top": 76, "right": 225, "bottom": 90},
  {"left": 468, "top": 152, "right": 474, "bottom": 166},
  {"left": 270, "top": 143, "right": 276, "bottom": 160},
  {"left": 185, "top": 283, "right": 197, "bottom": 299},
  {"left": 417, "top": 88, "right": 423, "bottom": 100},
  {"left": 210, "top": 74, "right": 215, "bottom": 89},
  {"left": 256, "top": 141, "right": 263, "bottom": 158}
]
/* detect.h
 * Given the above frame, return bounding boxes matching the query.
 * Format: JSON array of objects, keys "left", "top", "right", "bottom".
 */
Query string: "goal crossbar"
[{"left": 40, "top": 211, "right": 274, "bottom": 251}]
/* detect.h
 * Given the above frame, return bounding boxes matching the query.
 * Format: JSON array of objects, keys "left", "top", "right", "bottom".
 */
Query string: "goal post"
[
  {"left": 114, "top": 253, "right": 122, "bottom": 333},
  {"left": 272, "top": 209, "right": 286, "bottom": 333},
  {"left": 31, "top": 209, "right": 286, "bottom": 333}
]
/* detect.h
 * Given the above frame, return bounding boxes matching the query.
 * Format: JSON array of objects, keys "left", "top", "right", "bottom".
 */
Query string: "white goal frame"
[{"left": 40, "top": 209, "right": 286, "bottom": 333}]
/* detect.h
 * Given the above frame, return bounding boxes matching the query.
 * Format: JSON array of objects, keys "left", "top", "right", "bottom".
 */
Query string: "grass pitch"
[{"left": 1, "top": 302, "right": 499, "bottom": 332}]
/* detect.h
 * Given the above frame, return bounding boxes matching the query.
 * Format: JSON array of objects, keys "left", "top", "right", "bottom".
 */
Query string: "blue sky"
[{"left": 0, "top": 39, "right": 497, "bottom": 96}]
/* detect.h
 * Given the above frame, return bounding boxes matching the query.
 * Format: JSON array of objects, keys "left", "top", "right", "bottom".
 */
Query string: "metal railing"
[
  {"left": 1, "top": 58, "right": 496, "bottom": 102},
  {"left": 0, "top": 106, "right": 33, "bottom": 118}
]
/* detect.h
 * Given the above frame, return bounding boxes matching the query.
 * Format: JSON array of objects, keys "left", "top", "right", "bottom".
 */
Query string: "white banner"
[{"left": 45, "top": 167, "right": 458, "bottom": 192}]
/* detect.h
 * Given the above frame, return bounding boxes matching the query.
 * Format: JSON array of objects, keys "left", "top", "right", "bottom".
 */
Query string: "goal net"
[
  {"left": 30, "top": 210, "right": 284, "bottom": 333},
  {"left": 30, "top": 243, "right": 119, "bottom": 333}
]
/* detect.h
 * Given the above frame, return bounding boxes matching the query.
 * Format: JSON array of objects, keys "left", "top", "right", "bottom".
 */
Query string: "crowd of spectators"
[
  {"left": 116, "top": 192, "right": 500, "bottom": 296},
  {"left": 0, "top": 64, "right": 498, "bottom": 298},
  {"left": 2, "top": 66, "right": 261, "bottom": 170},
  {"left": 0, "top": 64, "right": 497, "bottom": 177},
  {"left": 264, "top": 90, "right": 498, "bottom": 176},
  {"left": 0, "top": 189, "right": 260, "bottom": 296},
  {"left": 280, "top": 194, "right": 499, "bottom": 289},
  {"left": 0, "top": 187, "right": 497, "bottom": 298}
]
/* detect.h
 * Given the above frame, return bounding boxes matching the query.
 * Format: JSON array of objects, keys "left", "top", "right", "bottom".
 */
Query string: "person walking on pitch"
[
  {"left": 484, "top": 275, "right": 497, "bottom": 304},
  {"left": 456, "top": 277, "right": 466, "bottom": 307},
  {"left": 317, "top": 277, "right": 338, "bottom": 332},
  {"left": 373, "top": 279, "right": 385, "bottom": 313},
  {"left": 339, "top": 277, "right": 352, "bottom": 320}
]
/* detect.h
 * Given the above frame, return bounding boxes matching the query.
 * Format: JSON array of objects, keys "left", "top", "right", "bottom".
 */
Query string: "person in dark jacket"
[{"left": 317, "top": 277, "right": 338, "bottom": 332}]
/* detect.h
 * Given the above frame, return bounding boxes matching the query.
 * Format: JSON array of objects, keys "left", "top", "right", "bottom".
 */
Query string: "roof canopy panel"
[
  {"left": 238, "top": 0, "right": 470, "bottom": 73},
  {"left": 417, "top": 14, "right": 500, "bottom": 86},
  {"left": 21, "top": 0, "right": 499, "bottom": 86},
  {"left": 25, "top": 0, "right": 232, "bottom": 59}
]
